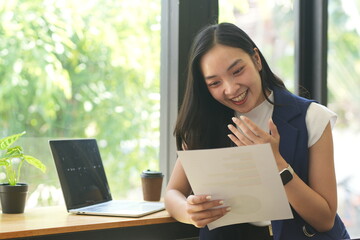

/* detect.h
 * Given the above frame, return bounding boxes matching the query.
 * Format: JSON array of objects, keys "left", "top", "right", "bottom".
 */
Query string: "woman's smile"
[{"left": 231, "top": 90, "right": 248, "bottom": 105}]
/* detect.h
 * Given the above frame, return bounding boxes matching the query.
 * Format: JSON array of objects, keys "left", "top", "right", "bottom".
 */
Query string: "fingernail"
[
  {"left": 219, "top": 200, "right": 224, "bottom": 205},
  {"left": 226, "top": 207, "right": 231, "bottom": 212},
  {"left": 206, "top": 196, "right": 212, "bottom": 200},
  {"left": 232, "top": 117, "right": 237, "bottom": 122}
]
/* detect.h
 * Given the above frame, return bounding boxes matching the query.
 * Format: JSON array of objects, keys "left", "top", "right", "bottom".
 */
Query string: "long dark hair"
[{"left": 174, "top": 22, "right": 286, "bottom": 150}]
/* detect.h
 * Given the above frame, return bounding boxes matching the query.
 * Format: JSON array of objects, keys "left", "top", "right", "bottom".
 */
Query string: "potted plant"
[{"left": 0, "top": 131, "right": 46, "bottom": 213}]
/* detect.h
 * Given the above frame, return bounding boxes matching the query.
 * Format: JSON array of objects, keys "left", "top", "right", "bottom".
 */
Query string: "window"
[
  {"left": 328, "top": 0, "right": 360, "bottom": 237},
  {"left": 0, "top": 0, "right": 161, "bottom": 207}
]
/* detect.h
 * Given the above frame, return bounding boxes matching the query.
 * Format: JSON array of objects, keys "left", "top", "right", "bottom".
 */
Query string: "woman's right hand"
[{"left": 186, "top": 194, "right": 230, "bottom": 228}]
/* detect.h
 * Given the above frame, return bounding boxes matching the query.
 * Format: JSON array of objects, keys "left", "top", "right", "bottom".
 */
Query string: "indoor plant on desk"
[{"left": 0, "top": 131, "right": 46, "bottom": 213}]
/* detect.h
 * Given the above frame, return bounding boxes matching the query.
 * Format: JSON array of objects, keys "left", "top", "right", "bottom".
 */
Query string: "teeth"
[{"left": 232, "top": 91, "right": 247, "bottom": 102}]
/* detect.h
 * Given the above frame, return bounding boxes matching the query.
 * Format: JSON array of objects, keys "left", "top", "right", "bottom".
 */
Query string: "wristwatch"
[{"left": 280, "top": 164, "right": 294, "bottom": 185}]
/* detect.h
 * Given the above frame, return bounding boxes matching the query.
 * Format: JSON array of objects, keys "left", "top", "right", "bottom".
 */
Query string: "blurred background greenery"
[{"left": 0, "top": 0, "right": 161, "bottom": 204}]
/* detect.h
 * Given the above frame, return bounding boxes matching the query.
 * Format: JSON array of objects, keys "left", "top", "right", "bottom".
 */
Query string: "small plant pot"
[{"left": 0, "top": 183, "right": 28, "bottom": 214}]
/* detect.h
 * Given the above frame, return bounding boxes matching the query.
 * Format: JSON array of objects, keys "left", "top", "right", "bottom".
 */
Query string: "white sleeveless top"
[{"left": 234, "top": 91, "right": 337, "bottom": 226}]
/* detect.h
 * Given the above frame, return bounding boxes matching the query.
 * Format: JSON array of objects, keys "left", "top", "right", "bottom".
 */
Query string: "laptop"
[{"left": 49, "top": 138, "right": 165, "bottom": 217}]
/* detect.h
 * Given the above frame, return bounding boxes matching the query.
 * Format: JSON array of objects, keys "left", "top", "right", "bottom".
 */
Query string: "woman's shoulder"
[
  {"left": 273, "top": 87, "right": 315, "bottom": 106},
  {"left": 273, "top": 87, "right": 315, "bottom": 120},
  {"left": 307, "top": 102, "right": 337, "bottom": 127},
  {"left": 306, "top": 102, "right": 337, "bottom": 147}
]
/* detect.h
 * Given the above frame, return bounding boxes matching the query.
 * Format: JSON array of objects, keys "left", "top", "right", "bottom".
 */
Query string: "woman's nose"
[{"left": 223, "top": 79, "right": 237, "bottom": 95}]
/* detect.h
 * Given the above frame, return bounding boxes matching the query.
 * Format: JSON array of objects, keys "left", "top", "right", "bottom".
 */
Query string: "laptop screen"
[{"left": 50, "top": 139, "right": 112, "bottom": 210}]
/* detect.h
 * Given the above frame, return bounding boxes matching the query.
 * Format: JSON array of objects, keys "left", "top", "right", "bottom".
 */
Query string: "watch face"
[{"left": 280, "top": 169, "right": 293, "bottom": 185}]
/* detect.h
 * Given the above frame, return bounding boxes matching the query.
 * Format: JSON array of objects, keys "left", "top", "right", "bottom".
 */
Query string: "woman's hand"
[
  {"left": 185, "top": 194, "right": 230, "bottom": 228},
  {"left": 227, "top": 116, "right": 286, "bottom": 170}
]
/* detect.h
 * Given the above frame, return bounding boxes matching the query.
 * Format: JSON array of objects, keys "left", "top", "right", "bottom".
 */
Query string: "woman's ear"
[{"left": 253, "top": 48, "right": 262, "bottom": 71}]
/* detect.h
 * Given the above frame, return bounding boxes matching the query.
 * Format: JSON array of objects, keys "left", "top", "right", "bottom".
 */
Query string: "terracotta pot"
[{"left": 0, "top": 183, "right": 28, "bottom": 214}]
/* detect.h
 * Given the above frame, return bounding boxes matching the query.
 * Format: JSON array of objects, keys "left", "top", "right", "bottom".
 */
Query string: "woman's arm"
[
  {"left": 283, "top": 122, "right": 337, "bottom": 231},
  {"left": 228, "top": 116, "right": 337, "bottom": 232},
  {"left": 164, "top": 157, "right": 230, "bottom": 228}
]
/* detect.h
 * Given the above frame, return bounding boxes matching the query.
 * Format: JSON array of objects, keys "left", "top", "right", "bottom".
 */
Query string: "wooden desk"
[{"left": 0, "top": 206, "right": 199, "bottom": 240}]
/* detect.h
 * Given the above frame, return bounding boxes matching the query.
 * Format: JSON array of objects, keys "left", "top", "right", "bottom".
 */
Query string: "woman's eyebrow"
[
  {"left": 204, "top": 75, "right": 217, "bottom": 80},
  {"left": 227, "top": 59, "right": 243, "bottom": 71}
]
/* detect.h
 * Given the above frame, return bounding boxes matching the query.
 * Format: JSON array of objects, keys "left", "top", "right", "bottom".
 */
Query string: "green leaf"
[
  {"left": 5, "top": 165, "right": 17, "bottom": 186},
  {"left": 0, "top": 132, "right": 26, "bottom": 151},
  {"left": 0, "top": 158, "right": 10, "bottom": 166},
  {"left": 4, "top": 146, "right": 24, "bottom": 158},
  {"left": 23, "top": 155, "right": 46, "bottom": 173}
]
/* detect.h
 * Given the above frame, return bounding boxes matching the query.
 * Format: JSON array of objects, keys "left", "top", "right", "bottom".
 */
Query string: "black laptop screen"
[{"left": 50, "top": 139, "right": 112, "bottom": 209}]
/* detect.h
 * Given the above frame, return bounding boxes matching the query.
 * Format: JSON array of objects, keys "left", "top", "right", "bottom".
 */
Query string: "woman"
[{"left": 164, "top": 22, "right": 350, "bottom": 240}]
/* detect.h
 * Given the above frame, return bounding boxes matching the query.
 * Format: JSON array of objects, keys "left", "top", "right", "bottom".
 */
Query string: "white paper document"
[{"left": 178, "top": 143, "right": 293, "bottom": 230}]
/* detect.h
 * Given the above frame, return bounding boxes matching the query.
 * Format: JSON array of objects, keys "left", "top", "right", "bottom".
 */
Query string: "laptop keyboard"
[{"left": 80, "top": 200, "right": 164, "bottom": 213}]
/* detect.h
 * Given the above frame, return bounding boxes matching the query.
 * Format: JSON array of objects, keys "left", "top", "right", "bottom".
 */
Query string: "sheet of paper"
[{"left": 178, "top": 143, "right": 293, "bottom": 230}]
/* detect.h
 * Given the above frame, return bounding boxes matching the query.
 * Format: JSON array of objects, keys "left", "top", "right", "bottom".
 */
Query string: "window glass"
[
  {"left": 328, "top": 0, "right": 360, "bottom": 237},
  {"left": 219, "top": 0, "right": 295, "bottom": 91},
  {"left": 0, "top": 0, "right": 161, "bottom": 207}
]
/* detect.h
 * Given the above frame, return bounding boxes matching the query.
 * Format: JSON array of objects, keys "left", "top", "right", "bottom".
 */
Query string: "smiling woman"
[
  {"left": 201, "top": 45, "right": 265, "bottom": 113},
  {"left": 165, "top": 22, "right": 350, "bottom": 240},
  {"left": 0, "top": 0, "right": 161, "bottom": 207}
]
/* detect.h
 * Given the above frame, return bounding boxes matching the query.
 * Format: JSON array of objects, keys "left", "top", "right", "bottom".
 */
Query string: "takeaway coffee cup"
[{"left": 141, "top": 170, "right": 164, "bottom": 201}]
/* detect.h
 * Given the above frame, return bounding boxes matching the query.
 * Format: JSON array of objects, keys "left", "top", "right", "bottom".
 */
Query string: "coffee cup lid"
[{"left": 141, "top": 169, "right": 164, "bottom": 178}]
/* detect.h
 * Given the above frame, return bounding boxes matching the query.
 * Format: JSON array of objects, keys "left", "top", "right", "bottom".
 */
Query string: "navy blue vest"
[{"left": 199, "top": 87, "right": 349, "bottom": 239}]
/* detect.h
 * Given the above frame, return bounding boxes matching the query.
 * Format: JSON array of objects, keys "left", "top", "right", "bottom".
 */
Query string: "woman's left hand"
[{"left": 227, "top": 116, "right": 285, "bottom": 169}]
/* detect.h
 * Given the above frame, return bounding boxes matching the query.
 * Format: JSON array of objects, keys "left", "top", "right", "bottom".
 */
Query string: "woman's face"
[{"left": 200, "top": 44, "right": 266, "bottom": 113}]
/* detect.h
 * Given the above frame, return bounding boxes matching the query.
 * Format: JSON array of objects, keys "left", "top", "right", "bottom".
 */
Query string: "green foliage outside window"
[
  {"left": 328, "top": 0, "right": 360, "bottom": 131},
  {"left": 0, "top": 0, "right": 161, "bottom": 206}
]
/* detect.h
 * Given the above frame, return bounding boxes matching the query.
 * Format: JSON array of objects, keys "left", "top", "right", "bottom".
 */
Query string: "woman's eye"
[
  {"left": 233, "top": 67, "right": 244, "bottom": 75},
  {"left": 208, "top": 81, "right": 220, "bottom": 87}
]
